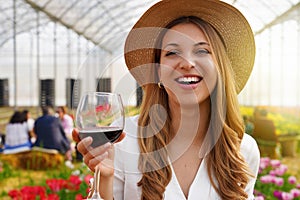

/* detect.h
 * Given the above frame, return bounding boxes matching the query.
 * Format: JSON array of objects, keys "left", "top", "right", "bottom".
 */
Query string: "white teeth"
[{"left": 177, "top": 77, "right": 200, "bottom": 83}]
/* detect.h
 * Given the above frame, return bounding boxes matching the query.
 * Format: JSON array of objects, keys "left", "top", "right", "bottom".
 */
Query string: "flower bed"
[
  {"left": 1, "top": 156, "right": 300, "bottom": 199},
  {"left": 255, "top": 157, "right": 300, "bottom": 200},
  {"left": 0, "top": 160, "right": 92, "bottom": 200},
  {"left": 8, "top": 174, "right": 92, "bottom": 200}
]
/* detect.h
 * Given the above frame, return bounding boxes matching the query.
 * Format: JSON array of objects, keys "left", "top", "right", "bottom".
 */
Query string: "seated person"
[
  {"left": 23, "top": 109, "right": 36, "bottom": 143},
  {"left": 4, "top": 111, "right": 32, "bottom": 154},
  {"left": 0, "top": 133, "right": 5, "bottom": 153},
  {"left": 33, "top": 106, "right": 71, "bottom": 160},
  {"left": 56, "top": 106, "right": 75, "bottom": 162},
  {"left": 56, "top": 106, "right": 74, "bottom": 140}
]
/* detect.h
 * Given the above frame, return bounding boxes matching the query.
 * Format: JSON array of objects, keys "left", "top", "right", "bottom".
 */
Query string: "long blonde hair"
[{"left": 137, "top": 16, "right": 252, "bottom": 200}]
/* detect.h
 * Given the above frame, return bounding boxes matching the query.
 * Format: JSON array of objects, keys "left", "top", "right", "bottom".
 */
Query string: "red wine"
[{"left": 79, "top": 127, "right": 123, "bottom": 148}]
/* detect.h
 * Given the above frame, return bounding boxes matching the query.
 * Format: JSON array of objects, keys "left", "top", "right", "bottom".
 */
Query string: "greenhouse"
[
  {"left": 0, "top": 0, "right": 299, "bottom": 107},
  {"left": 0, "top": 0, "right": 300, "bottom": 199}
]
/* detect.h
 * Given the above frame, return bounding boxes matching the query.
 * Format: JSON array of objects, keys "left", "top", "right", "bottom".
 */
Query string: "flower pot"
[{"left": 278, "top": 134, "right": 300, "bottom": 157}]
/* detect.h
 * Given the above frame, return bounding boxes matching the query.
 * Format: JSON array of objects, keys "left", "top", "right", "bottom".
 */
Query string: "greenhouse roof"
[{"left": 1, "top": 0, "right": 300, "bottom": 53}]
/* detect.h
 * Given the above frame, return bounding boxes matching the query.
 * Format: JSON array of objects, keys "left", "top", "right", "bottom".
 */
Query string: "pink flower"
[
  {"left": 274, "top": 190, "right": 282, "bottom": 198},
  {"left": 270, "top": 159, "right": 281, "bottom": 167},
  {"left": 290, "top": 189, "right": 300, "bottom": 198},
  {"left": 269, "top": 170, "right": 276, "bottom": 176},
  {"left": 260, "top": 175, "right": 274, "bottom": 184},
  {"left": 259, "top": 157, "right": 270, "bottom": 173},
  {"left": 281, "top": 192, "right": 294, "bottom": 200},
  {"left": 259, "top": 163, "right": 267, "bottom": 171},
  {"left": 274, "top": 164, "right": 288, "bottom": 176},
  {"left": 297, "top": 184, "right": 300, "bottom": 189},
  {"left": 260, "top": 157, "right": 271, "bottom": 164},
  {"left": 273, "top": 177, "right": 284, "bottom": 186},
  {"left": 288, "top": 176, "right": 297, "bottom": 184}
]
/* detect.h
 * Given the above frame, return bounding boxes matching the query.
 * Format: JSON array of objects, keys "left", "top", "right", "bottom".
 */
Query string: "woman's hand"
[
  {"left": 73, "top": 129, "right": 125, "bottom": 199},
  {"left": 72, "top": 129, "right": 125, "bottom": 175}
]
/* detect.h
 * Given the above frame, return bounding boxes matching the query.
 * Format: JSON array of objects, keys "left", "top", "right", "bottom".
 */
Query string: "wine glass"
[{"left": 75, "top": 92, "right": 124, "bottom": 199}]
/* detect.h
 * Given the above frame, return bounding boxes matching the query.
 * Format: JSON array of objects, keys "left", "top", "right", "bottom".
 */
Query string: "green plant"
[{"left": 0, "top": 161, "right": 14, "bottom": 180}]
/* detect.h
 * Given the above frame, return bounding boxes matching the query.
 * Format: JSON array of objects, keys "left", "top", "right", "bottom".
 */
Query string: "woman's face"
[
  {"left": 57, "top": 108, "right": 64, "bottom": 119},
  {"left": 159, "top": 23, "right": 218, "bottom": 106}
]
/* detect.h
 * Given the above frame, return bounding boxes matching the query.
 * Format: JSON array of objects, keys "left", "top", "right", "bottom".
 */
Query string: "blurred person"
[
  {"left": 56, "top": 106, "right": 74, "bottom": 140},
  {"left": 23, "top": 109, "right": 36, "bottom": 143},
  {"left": 33, "top": 106, "right": 72, "bottom": 162},
  {"left": 56, "top": 106, "right": 76, "bottom": 163},
  {"left": 0, "top": 133, "right": 4, "bottom": 153},
  {"left": 4, "top": 111, "right": 32, "bottom": 154}
]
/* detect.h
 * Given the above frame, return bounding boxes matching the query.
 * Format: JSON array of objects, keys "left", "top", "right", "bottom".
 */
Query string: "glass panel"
[
  {"left": 0, "top": 0, "right": 299, "bottom": 53},
  {"left": 43, "top": 0, "right": 68, "bottom": 16}
]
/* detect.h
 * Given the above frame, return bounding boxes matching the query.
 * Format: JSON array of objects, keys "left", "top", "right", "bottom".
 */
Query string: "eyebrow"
[
  {"left": 163, "top": 42, "right": 210, "bottom": 49},
  {"left": 163, "top": 43, "right": 179, "bottom": 49},
  {"left": 195, "top": 42, "right": 210, "bottom": 46}
]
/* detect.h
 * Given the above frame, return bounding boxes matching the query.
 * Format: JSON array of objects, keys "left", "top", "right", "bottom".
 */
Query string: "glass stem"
[{"left": 91, "top": 165, "right": 103, "bottom": 199}]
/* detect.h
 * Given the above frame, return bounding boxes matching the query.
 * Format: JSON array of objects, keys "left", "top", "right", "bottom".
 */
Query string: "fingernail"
[
  {"left": 103, "top": 142, "right": 111, "bottom": 148},
  {"left": 85, "top": 136, "right": 92, "bottom": 143}
]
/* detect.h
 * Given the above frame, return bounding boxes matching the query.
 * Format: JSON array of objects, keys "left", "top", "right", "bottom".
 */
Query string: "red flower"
[
  {"left": 47, "top": 193, "right": 60, "bottom": 200},
  {"left": 67, "top": 175, "right": 82, "bottom": 191},
  {"left": 46, "top": 179, "right": 67, "bottom": 192},
  {"left": 96, "top": 104, "right": 111, "bottom": 113},
  {"left": 8, "top": 189, "right": 20, "bottom": 198},
  {"left": 8, "top": 174, "right": 89, "bottom": 200},
  {"left": 8, "top": 186, "right": 47, "bottom": 200},
  {"left": 21, "top": 186, "right": 46, "bottom": 200},
  {"left": 75, "top": 194, "right": 85, "bottom": 200},
  {"left": 84, "top": 174, "right": 93, "bottom": 185}
]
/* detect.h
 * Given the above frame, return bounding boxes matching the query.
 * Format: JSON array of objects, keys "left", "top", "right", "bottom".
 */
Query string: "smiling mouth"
[{"left": 175, "top": 76, "right": 203, "bottom": 85}]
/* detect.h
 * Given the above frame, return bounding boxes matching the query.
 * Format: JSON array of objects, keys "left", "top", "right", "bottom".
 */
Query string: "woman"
[
  {"left": 4, "top": 111, "right": 32, "bottom": 154},
  {"left": 56, "top": 106, "right": 74, "bottom": 140},
  {"left": 73, "top": 0, "right": 260, "bottom": 199}
]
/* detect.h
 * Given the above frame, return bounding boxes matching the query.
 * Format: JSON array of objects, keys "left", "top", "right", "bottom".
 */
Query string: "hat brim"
[{"left": 124, "top": 0, "right": 255, "bottom": 94}]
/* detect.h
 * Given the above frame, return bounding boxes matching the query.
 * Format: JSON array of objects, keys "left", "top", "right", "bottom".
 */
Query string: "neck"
[{"left": 167, "top": 98, "right": 211, "bottom": 158}]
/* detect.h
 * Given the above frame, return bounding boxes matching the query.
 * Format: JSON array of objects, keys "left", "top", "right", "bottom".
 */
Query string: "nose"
[{"left": 178, "top": 55, "right": 195, "bottom": 70}]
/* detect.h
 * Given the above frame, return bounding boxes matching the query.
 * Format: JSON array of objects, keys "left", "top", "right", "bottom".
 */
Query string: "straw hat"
[{"left": 124, "top": 0, "right": 255, "bottom": 93}]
